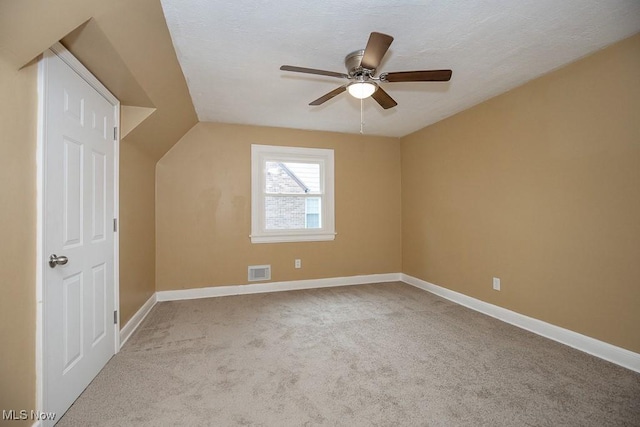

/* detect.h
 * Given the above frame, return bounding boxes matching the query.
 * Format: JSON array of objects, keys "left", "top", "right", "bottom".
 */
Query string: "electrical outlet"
[
  {"left": 493, "top": 277, "right": 501, "bottom": 291},
  {"left": 295, "top": 259, "right": 301, "bottom": 269}
]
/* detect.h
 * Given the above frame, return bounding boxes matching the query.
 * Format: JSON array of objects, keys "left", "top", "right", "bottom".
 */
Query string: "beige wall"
[
  {"left": 0, "top": 0, "right": 196, "bottom": 416},
  {"left": 156, "top": 123, "right": 402, "bottom": 290},
  {"left": 0, "top": 56, "right": 37, "bottom": 422},
  {"left": 119, "top": 142, "right": 157, "bottom": 326},
  {"left": 0, "top": 0, "right": 198, "bottom": 160},
  {"left": 401, "top": 34, "right": 640, "bottom": 353}
]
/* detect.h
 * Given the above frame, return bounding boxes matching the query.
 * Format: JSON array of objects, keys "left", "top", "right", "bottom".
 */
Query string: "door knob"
[{"left": 49, "top": 254, "right": 69, "bottom": 268}]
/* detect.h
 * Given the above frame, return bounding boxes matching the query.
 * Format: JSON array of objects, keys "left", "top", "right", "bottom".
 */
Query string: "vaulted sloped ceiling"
[{"left": 0, "top": 0, "right": 197, "bottom": 160}]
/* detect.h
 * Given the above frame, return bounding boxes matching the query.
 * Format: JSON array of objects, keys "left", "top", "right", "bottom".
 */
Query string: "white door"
[{"left": 41, "top": 46, "right": 118, "bottom": 421}]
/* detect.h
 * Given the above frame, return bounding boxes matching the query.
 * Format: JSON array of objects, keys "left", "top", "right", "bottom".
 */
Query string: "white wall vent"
[{"left": 248, "top": 265, "right": 271, "bottom": 282}]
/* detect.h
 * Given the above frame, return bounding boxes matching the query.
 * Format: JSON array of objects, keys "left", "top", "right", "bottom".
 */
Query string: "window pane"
[
  {"left": 306, "top": 197, "right": 320, "bottom": 213},
  {"left": 305, "top": 197, "right": 321, "bottom": 229},
  {"left": 265, "top": 196, "right": 323, "bottom": 230},
  {"left": 265, "top": 196, "right": 306, "bottom": 229},
  {"left": 306, "top": 214, "right": 320, "bottom": 228},
  {"left": 266, "top": 161, "right": 320, "bottom": 194}
]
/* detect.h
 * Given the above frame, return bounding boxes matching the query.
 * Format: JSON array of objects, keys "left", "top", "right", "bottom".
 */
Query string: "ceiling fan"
[{"left": 280, "top": 32, "right": 452, "bottom": 109}]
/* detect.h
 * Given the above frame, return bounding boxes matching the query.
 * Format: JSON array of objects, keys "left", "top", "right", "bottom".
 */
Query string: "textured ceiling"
[{"left": 160, "top": 0, "right": 640, "bottom": 137}]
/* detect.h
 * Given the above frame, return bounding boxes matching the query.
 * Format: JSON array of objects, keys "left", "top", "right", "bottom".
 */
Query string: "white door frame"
[{"left": 36, "top": 42, "right": 120, "bottom": 419}]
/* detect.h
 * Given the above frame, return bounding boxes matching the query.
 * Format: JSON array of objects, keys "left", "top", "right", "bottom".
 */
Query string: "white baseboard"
[
  {"left": 156, "top": 273, "right": 402, "bottom": 302},
  {"left": 401, "top": 273, "right": 640, "bottom": 373},
  {"left": 119, "top": 293, "right": 157, "bottom": 347}
]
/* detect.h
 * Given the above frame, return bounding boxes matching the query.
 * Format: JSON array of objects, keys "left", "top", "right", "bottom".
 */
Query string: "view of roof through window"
[{"left": 266, "top": 162, "right": 320, "bottom": 194}]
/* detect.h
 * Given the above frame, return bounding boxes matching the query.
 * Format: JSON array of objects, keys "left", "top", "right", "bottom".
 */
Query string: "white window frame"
[{"left": 251, "top": 144, "right": 335, "bottom": 244}]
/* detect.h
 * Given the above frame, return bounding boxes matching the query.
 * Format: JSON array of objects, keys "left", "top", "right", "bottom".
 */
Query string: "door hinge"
[
  {"left": 113, "top": 218, "right": 118, "bottom": 232},
  {"left": 113, "top": 126, "right": 118, "bottom": 141},
  {"left": 114, "top": 310, "right": 118, "bottom": 324}
]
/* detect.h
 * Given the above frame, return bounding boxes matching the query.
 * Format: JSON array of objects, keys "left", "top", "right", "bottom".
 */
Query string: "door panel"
[
  {"left": 92, "top": 151, "right": 106, "bottom": 242},
  {"left": 43, "top": 47, "right": 117, "bottom": 421},
  {"left": 63, "top": 137, "right": 83, "bottom": 248},
  {"left": 62, "top": 272, "right": 83, "bottom": 373},
  {"left": 91, "top": 263, "right": 107, "bottom": 346}
]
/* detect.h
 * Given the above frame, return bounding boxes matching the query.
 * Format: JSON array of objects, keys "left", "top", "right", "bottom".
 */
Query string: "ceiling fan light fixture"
[{"left": 347, "top": 81, "right": 377, "bottom": 99}]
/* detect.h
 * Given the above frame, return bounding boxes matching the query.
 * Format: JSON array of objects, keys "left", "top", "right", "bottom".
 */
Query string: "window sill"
[{"left": 250, "top": 232, "right": 336, "bottom": 244}]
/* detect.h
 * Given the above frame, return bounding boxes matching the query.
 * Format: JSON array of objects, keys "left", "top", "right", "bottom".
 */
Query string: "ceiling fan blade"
[
  {"left": 360, "top": 32, "right": 394, "bottom": 70},
  {"left": 383, "top": 70, "right": 452, "bottom": 82},
  {"left": 280, "top": 65, "right": 349, "bottom": 79},
  {"left": 309, "top": 85, "right": 347, "bottom": 106},
  {"left": 371, "top": 86, "right": 397, "bottom": 109}
]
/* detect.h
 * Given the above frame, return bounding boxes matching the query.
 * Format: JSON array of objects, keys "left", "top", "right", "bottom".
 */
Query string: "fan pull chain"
[{"left": 360, "top": 97, "right": 364, "bottom": 134}]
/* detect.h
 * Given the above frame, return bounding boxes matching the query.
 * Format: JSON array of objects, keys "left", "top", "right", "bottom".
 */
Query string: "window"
[{"left": 251, "top": 144, "right": 335, "bottom": 243}]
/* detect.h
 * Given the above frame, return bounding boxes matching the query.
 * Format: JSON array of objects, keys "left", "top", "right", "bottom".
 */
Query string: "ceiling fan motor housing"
[{"left": 345, "top": 49, "right": 373, "bottom": 78}]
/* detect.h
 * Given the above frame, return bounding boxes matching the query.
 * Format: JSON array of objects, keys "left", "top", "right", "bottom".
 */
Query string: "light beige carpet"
[{"left": 59, "top": 282, "right": 640, "bottom": 426}]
